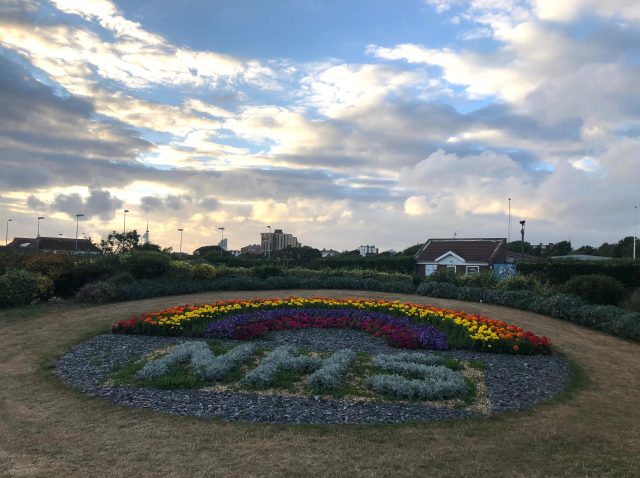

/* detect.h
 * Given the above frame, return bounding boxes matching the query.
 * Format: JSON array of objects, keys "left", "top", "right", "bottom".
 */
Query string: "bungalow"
[
  {"left": 7, "top": 237, "right": 101, "bottom": 254},
  {"left": 414, "top": 238, "right": 507, "bottom": 276}
]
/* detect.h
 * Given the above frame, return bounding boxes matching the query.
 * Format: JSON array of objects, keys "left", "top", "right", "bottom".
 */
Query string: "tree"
[
  {"left": 99, "top": 230, "right": 140, "bottom": 254},
  {"left": 193, "top": 245, "right": 231, "bottom": 257},
  {"left": 573, "top": 245, "right": 596, "bottom": 255},
  {"left": 402, "top": 243, "right": 423, "bottom": 256},
  {"left": 135, "top": 242, "right": 173, "bottom": 254},
  {"left": 543, "top": 240, "right": 572, "bottom": 257},
  {"left": 613, "top": 236, "right": 636, "bottom": 258},
  {"left": 506, "top": 240, "right": 536, "bottom": 255}
]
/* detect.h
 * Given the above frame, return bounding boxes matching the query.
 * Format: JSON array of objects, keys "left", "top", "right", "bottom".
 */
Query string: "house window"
[
  {"left": 425, "top": 265, "right": 438, "bottom": 276},
  {"left": 447, "top": 265, "right": 457, "bottom": 273},
  {"left": 466, "top": 266, "right": 480, "bottom": 275}
]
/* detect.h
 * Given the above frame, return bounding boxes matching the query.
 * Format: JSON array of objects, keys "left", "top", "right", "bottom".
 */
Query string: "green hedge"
[
  {"left": 415, "top": 282, "right": 640, "bottom": 342},
  {"left": 517, "top": 260, "right": 640, "bottom": 288}
]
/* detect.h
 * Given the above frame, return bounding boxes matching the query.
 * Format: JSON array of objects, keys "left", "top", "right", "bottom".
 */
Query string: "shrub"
[
  {"left": 307, "top": 349, "right": 356, "bottom": 390},
  {"left": 458, "top": 271, "right": 499, "bottom": 289},
  {"left": 366, "top": 353, "right": 467, "bottom": 400},
  {"left": 562, "top": 274, "right": 627, "bottom": 305},
  {"left": 621, "top": 288, "right": 640, "bottom": 313},
  {"left": 110, "top": 271, "right": 134, "bottom": 285},
  {"left": 76, "top": 281, "right": 117, "bottom": 304},
  {"left": 251, "top": 264, "right": 282, "bottom": 279},
  {"left": 610, "top": 313, "right": 640, "bottom": 341},
  {"left": 124, "top": 251, "right": 171, "bottom": 279},
  {"left": 426, "top": 269, "right": 460, "bottom": 285},
  {"left": 192, "top": 263, "right": 217, "bottom": 280},
  {"left": 137, "top": 342, "right": 256, "bottom": 381},
  {"left": 0, "top": 269, "right": 53, "bottom": 308},
  {"left": 415, "top": 281, "right": 460, "bottom": 298},
  {"left": 517, "top": 260, "right": 640, "bottom": 289},
  {"left": 501, "top": 274, "right": 543, "bottom": 292}
]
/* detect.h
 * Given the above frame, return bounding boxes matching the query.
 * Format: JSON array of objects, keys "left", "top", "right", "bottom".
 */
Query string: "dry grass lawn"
[{"left": 1, "top": 289, "right": 639, "bottom": 477}]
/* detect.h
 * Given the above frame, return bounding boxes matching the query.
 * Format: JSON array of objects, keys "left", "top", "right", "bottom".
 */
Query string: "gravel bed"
[{"left": 56, "top": 329, "right": 570, "bottom": 424}]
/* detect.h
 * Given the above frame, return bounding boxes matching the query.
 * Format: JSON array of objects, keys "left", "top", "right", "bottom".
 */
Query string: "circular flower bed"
[{"left": 112, "top": 297, "right": 551, "bottom": 355}]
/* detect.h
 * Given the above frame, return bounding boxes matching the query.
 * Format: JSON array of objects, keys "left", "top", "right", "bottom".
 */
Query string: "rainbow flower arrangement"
[{"left": 112, "top": 297, "right": 551, "bottom": 355}]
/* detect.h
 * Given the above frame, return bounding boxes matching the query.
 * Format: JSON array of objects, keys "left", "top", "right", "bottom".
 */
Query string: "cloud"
[{"left": 34, "top": 188, "right": 125, "bottom": 220}]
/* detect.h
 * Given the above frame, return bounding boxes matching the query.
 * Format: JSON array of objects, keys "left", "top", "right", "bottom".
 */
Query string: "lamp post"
[
  {"left": 508, "top": 197, "right": 511, "bottom": 243},
  {"left": 218, "top": 227, "right": 225, "bottom": 255},
  {"left": 36, "top": 216, "right": 45, "bottom": 249},
  {"left": 177, "top": 228, "right": 184, "bottom": 258},
  {"left": 123, "top": 209, "right": 130, "bottom": 234},
  {"left": 75, "top": 213, "right": 84, "bottom": 252},
  {"left": 520, "top": 220, "right": 526, "bottom": 259},
  {"left": 634, "top": 205, "right": 637, "bottom": 260},
  {"left": 58, "top": 233, "right": 63, "bottom": 238},
  {"left": 5, "top": 219, "right": 12, "bottom": 246}
]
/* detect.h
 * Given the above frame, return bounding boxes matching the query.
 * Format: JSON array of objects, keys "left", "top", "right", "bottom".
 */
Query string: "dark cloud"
[
  {"left": 29, "top": 188, "right": 124, "bottom": 220},
  {"left": 0, "top": 55, "right": 152, "bottom": 190},
  {"left": 26, "top": 195, "right": 46, "bottom": 211}
]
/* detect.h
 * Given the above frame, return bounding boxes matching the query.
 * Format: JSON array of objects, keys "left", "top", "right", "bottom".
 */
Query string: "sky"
[{"left": 0, "top": 0, "right": 639, "bottom": 253}]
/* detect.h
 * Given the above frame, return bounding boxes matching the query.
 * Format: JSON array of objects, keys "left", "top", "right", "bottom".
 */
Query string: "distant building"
[
  {"left": 229, "top": 250, "right": 241, "bottom": 257},
  {"left": 261, "top": 229, "right": 300, "bottom": 253},
  {"left": 241, "top": 244, "right": 263, "bottom": 255},
  {"left": 218, "top": 238, "right": 228, "bottom": 251},
  {"left": 359, "top": 245, "right": 378, "bottom": 257},
  {"left": 7, "top": 237, "right": 100, "bottom": 255},
  {"left": 320, "top": 248, "right": 340, "bottom": 258},
  {"left": 414, "top": 238, "right": 507, "bottom": 275},
  {"left": 141, "top": 222, "right": 150, "bottom": 245}
]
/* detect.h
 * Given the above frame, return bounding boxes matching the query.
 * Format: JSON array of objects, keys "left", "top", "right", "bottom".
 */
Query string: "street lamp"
[
  {"left": 123, "top": 209, "right": 130, "bottom": 234},
  {"left": 58, "top": 233, "right": 63, "bottom": 238},
  {"left": 218, "top": 227, "right": 225, "bottom": 255},
  {"left": 36, "top": 216, "right": 45, "bottom": 249},
  {"left": 177, "top": 228, "right": 184, "bottom": 257},
  {"left": 520, "top": 220, "right": 526, "bottom": 259},
  {"left": 634, "top": 205, "right": 637, "bottom": 260},
  {"left": 75, "top": 213, "right": 84, "bottom": 252},
  {"left": 5, "top": 218, "right": 12, "bottom": 246}
]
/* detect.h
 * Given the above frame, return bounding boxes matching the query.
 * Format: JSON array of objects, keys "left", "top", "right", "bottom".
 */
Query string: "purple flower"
[{"left": 204, "top": 308, "right": 448, "bottom": 351}]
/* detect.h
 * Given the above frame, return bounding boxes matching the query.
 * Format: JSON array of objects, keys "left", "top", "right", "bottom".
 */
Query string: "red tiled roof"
[{"left": 415, "top": 238, "right": 506, "bottom": 263}]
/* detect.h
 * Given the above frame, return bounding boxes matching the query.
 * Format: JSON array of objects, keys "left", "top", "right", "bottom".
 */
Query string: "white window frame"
[
  {"left": 466, "top": 266, "right": 480, "bottom": 275},
  {"left": 447, "top": 265, "right": 457, "bottom": 272}
]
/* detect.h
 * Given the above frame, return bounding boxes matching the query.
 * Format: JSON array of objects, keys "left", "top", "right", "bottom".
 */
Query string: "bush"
[
  {"left": 0, "top": 269, "right": 53, "bottom": 308},
  {"left": 76, "top": 281, "right": 117, "bottom": 304},
  {"left": 415, "top": 281, "right": 460, "bottom": 298},
  {"left": 426, "top": 269, "right": 460, "bottom": 285},
  {"left": 517, "top": 260, "right": 640, "bottom": 289},
  {"left": 192, "top": 263, "right": 217, "bottom": 280},
  {"left": 458, "top": 271, "right": 499, "bottom": 288},
  {"left": 124, "top": 251, "right": 171, "bottom": 279},
  {"left": 610, "top": 313, "right": 640, "bottom": 341},
  {"left": 622, "top": 288, "right": 640, "bottom": 313},
  {"left": 562, "top": 274, "right": 627, "bottom": 305},
  {"left": 110, "top": 271, "right": 135, "bottom": 285},
  {"left": 251, "top": 264, "right": 282, "bottom": 279},
  {"left": 501, "top": 274, "right": 543, "bottom": 292}
]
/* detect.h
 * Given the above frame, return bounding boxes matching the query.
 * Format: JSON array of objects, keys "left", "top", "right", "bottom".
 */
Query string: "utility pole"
[
  {"left": 634, "top": 205, "right": 637, "bottom": 260},
  {"left": 508, "top": 197, "right": 511, "bottom": 243},
  {"left": 178, "top": 228, "right": 184, "bottom": 258},
  {"left": 5, "top": 218, "right": 12, "bottom": 246},
  {"left": 75, "top": 213, "right": 84, "bottom": 252},
  {"left": 520, "top": 220, "right": 526, "bottom": 259},
  {"left": 36, "top": 216, "right": 44, "bottom": 249}
]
